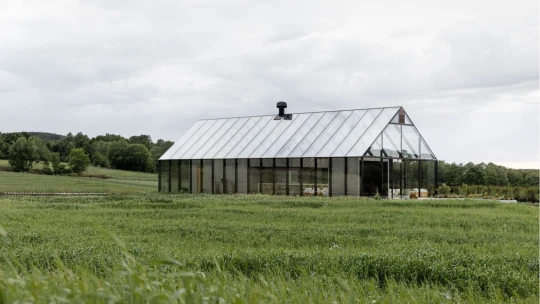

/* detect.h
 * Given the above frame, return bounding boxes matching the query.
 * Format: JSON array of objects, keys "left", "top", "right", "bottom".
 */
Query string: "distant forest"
[{"left": 0, "top": 131, "right": 173, "bottom": 173}]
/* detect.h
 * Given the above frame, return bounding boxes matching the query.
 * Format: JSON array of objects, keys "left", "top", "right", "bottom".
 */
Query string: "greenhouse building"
[{"left": 158, "top": 103, "right": 438, "bottom": 198}]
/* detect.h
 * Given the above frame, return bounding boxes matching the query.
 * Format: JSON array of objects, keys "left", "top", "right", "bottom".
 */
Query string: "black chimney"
[{"left": 277, "top": 101, "right": 287, "bottom": 117}]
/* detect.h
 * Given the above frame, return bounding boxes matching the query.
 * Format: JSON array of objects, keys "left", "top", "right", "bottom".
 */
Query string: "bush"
[
  {"left": 55, "top": 164, "right": 72, "bottom": 175},
  {"left": 437, "top": 184, "right": 451, "bottom": 197},
  {"left": 41, "top": 166, "right": 53, "bottom": 175},
  {"left": 69, "top": 148, "right": 90, "bottom": 175}
]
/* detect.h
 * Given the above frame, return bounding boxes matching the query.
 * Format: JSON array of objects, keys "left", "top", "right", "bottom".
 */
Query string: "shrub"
[{"left": 437, "top": 184, "right": 451, "bottom": 197}]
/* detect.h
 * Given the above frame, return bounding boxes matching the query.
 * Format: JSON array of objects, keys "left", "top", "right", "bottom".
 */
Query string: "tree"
[
  {"left": 91, "top": 151, "right": 109, "bottom": 168},
  {"left": 129, "top": 135, "right": 153, "bottom": 150},
  {"left": 51, "top": 152, "right": 61, "bottom": 174},
  {"left": 8, "top": 137, "right": 38, "bottom": 172},
  {"left": 69, "top": 148, "right": 90, "bottom": 175},
  {"left": 124, "top": 144, "right": 153, "bottom": 172}
]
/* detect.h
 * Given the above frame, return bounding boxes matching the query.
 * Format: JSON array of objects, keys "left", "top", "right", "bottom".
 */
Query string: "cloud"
[{"left": 0, "top": 0, "right": 538, "bottom": 168}]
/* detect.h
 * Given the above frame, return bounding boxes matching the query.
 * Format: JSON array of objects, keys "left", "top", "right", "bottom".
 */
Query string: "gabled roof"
[{"left": 160, "top": 106, "right": 436, "bottom": 160}]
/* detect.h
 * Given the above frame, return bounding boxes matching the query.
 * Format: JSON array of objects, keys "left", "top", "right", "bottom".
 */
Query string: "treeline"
[
  {"left": 0, "top": 132, "right": 173, "bottom": 173},
  {"left": 438, "top": 161, "right": 538, "bottom": 188}
]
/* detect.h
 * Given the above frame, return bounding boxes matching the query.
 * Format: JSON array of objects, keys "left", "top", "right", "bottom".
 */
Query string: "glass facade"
[{"left": 158, "top": 106, "right": 438, "bottom": 198}]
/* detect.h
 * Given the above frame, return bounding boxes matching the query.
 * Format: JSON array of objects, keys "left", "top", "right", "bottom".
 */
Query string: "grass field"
[
  {"left": 0, "top": 159, "right": 157, "bottom": 193},
  {"left": 0, "top": 194, "right": 538, "bottom": 303}
]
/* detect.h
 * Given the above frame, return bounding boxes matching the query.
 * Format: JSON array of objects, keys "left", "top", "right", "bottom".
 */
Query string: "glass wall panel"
[
  {"left": 420, "top": 161, "right": 436, "bottom": 197},
  {"left": 402, "top": 125, "right": 420, "bottom": 158},
  {"left": 180, "top": 160, "right": 190, "bottom": 193},
  {"left": 183, "top": 119, "right": 227, "bottom": 159},
  {"left": 420, "top": 138, "right": 435, "bottom": 159},
  {"left": 212, "top": 117, "right": 258, "bottom": 158},
  {"left": 317, "top": 158, "right": 329, "bottom": 196},
  {"left": 288, "top": 111, "right": 338, "bottom": 158},
  {"left": 249, "top": 159, "right": 261, "bottom": 194},
  {"left": 317, "top": 110, "right": 366, "bottom": 157},
  {"left": 370, "top": 134, "right": 383, "bottom": 157},
  {"left": 288, "top": 158, "right": 301, "bottom": 196},
  {"left": 383, "top": 124, "right": 401, "bottom": 158},
  {"left": 276, "top": 112, "right": 324, "bottom": 158},
  {"left": 382, "top": 159, "right": 390, "bottom": 197},
  {"left": 390, "top": 113, "right": 399, "bottom": 124},
  {"left": 202, "top": 160, "right": 213, "bottom": 194},
  {"left": 302, "top": 158, "right": 316, "bottom": 196},
  {"left": 237, "top": 159, "right": 248, "bottom": 194},
  {"left": 303, "top": 111, "right": 352, "bottom": 157},
  {"left": 192, "top": 118, "right": 238, "bottom": 159},
  {"left": 405, "top": 114, "right": 412, "bottom": 125},
  {"left": 331, "top": 158, "right": 345, "bottom": 196},
  {"left": 225, "top": 159, "right": 236, "bottom": 194},
  {"left": 260, "top": 114, "right": 311, "bottom": 159},
  {"left": 191, "top": 160, "right": 202, "bottom": 193},
  {"left": 390, "top": 159, "right": 402, "bottom": 199},
  {"left": 159, "top": 160, "right": 169, "bottom": 192},
  {"left": 214, "top": 159, "right": 224, "bottom": 194},
  {"left": 347, "top": 157, "right": 359, "bottom": 196},
  {"left": 404, "top": 159, "right": 420, "bottom": 197},
  {"left": 275, "top": 159, "right": 287, "bottom": 195},
  {"left": 361, "top": 157, "right": 381, "bottom": 196},
  {"left": 347, "top": 107, "right": 399, "bottom": 157},
  {"left": 261, "top": 159, "right": 273, "bottom": 194},
  {"left": 331, "top": 108, "right": 381, "bottom": 157},
  {"left": 170, "top": 160, "right": 179, "bottom": 192}
]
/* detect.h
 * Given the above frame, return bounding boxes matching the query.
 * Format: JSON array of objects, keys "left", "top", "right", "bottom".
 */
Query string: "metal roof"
[{"left": 160, "top": 106, "right": 436, "bottom": 160}]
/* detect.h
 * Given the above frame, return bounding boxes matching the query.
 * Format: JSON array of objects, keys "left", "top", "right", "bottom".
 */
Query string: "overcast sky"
[{"left": 0, "top": 0, "right": 538, "bottom": 169}]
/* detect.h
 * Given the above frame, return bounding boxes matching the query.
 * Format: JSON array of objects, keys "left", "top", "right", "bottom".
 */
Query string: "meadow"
[{"left": 0, "top": 192, "right": 538, "bottom": 303}]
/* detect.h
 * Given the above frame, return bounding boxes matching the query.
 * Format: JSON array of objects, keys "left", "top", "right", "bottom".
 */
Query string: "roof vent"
[{"left": 275, "top": 101, "right": 292, "bottom": 120}]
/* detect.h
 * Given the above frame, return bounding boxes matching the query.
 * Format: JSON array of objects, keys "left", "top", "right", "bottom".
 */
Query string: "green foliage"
[
  {"left": 91, "top": 151, "right": 108, "bottom": 168},
  {"left": 8, "top": 137, "right": 38, "bottom": 171},
  {"left": 68, "top": 148, "right": 90, "bottom": 175},
  {"left": 129, "top": 134, "right": 153, "bottom": 150},
  {"left": 0, "top": 195, "right": 537, "bottom": 302},
  {"left": 439, "top": 161, "right": 537, "bottom": 187},
  {"left": 50, "top": 152, "right": 61, "bottom": 174},
  {"left": 108, "top": 140, "right": 152, "bottom": 172},
  {"left": 437, "top": 183, "right": 451, "bottom": 197}
]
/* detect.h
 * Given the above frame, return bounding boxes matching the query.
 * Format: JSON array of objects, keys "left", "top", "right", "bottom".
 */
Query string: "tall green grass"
[{"left": 0, "top": 194, "right": 538, "bottom": 302}]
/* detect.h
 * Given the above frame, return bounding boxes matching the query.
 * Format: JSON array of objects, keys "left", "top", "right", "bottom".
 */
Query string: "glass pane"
[
  {"left": 332, "top": 108, "right": 382, "bottom": 157},
  {"left": 275, "top": 159, "right": 287, "bottom": 195},
  {"left": 214, "top": 159, "right": 224, "bottom": 194},
  {"left": 382, "top": 159, "right": 390, "bottom": 197},
  {"left": 390, "top": 112, "right": 399, "bottom": 124},
  {"left": 383, "top": 124, "right": 401, "bottom": 158},
  {"left": 421, "top": 161, "right": 436, "bottom": 197},
  {"left": 160, "top": 120, "right": 206, "bottom": 160},
  {"left": 402, "top": 125, "right": 420, "bottom": 158},
  {"left": 180, "top": 160, "right": 190, "bottom": 192},
  {"left": 261, "top": 113, "right": 311, "bottom": 158},
  {"left": 420, "top": 137, "right": 435, "bottom": 159},
  {"left": 404, "top": 160, "right": 420, "bottom": 197},
  {"left": 347, "top": 157, "right": 359, "bottom": 196},
  {"left": 331, "top": 158, "right": 345, "bottom": 196},
  {"left": 276, "top": 112, "right": 324, "bottom": 158},
  {"left": 171, "top": 160, "right": 179, "bottom": 192},
  {"left": 370, "top": 134, "right": 383, "bottom": 157},
  {"left": 209, "top": 117, "right": 253, "bottom": 159},
  {"left": 225, "top": 159, "right": 236, "bottom": 194},
  {"left": 361, "top": 158, "right": 381, "bottom": 196},
  {"left": 288, "top": 158, "right": 301, "bottom": 196},
  {"left": 251, "top": 114, "right": 304, "bottom": 159},
  {"left": 260, "top": 159, "right": 273, "bottom": 194},
  {"left": 302, "top": 158, "right": 316, "bottom": 196},
  {"left": 347, "top": 107, "right": 399, "bottom": 157},
  {"left": 317, "top": 110, "right": 367, "bottom": 157},
  {"left": 202, "top": 160, "right": 213, "bottom": 194},
  {"left": 171, "top": 120, "right": 217, "bottom": 159},
  {"left": 182, "top": 119, "right": 227, "bottom": 159},
  {"left": 191, "top": 160, "right": 202, "bottom": 193},
  {"left": 193, "top": 118, "right": 239, "bottom": 159},
  {"left": 405, "top": 114, "right": 412, "bottom": 125},
  {"left": 390, "top": 159, "right": 402, "bottom": 199},
  {"left": 225, "top": 116, "right": 273, "bottom": 159},
  {"left": 288, "top": 111, "right": 338, "bottom": 158},
  {"left": 317, "top": 158, "right": 330, "bottom": 197},
  {"left": 249, "top": 159, "right": 261, "bottom": 194},
  {"left": 238, "top": 118, "right": 283, "bottom": 159},
  {"left": 237, "top": 159, "right": 248, "bottom": 194},
  {"left": 303, "top": 111, "right": 353, "bottom": 157},
  {"left": 159, "top": 160, "right": 169, "bottom": 192}
]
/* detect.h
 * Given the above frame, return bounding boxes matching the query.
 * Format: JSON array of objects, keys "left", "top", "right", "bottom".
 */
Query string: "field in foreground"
[{"left": 0, "top": 195, "right": 538, "bottom": 303}]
